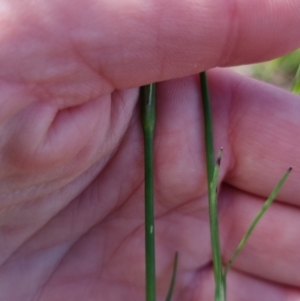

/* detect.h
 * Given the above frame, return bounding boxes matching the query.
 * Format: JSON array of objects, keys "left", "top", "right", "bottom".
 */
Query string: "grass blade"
[
  {"left": 200, "top": 72, "right": 225, "bottom": 301},
  {"left": 224, "top": 167, "right": 292, "bottom": 276},
  {"left": 141, "top": 83, "right": 156, "bottom": 301},
  {"left": 164, "top": 252, "right": 179, "bottom": 301}
]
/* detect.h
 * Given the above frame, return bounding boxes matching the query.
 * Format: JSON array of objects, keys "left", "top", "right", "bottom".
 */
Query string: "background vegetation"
[{"left": 234, "top": 48, "right": 300, "bottom": 90}]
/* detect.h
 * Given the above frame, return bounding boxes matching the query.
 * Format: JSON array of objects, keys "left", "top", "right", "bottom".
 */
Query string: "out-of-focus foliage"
[
  {"left": 291, "top": 64, "right": 300, "bottom": 94},
  {"left": 252, "top": 49, "right": 300, "bottom": 90}
]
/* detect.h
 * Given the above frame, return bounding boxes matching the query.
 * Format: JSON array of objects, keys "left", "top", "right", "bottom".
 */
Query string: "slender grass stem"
[
  {"left": 141, "top": 84, "right": 156, "bottom": 301},
  {"left": 224, "top": 167, "right": 292, "bottom": 276},
  {"left": 200, "top": 72, "right": 215, "bottom": 182},
  {"left": 164, "top": 252, "right": 178, "bottom": 301},
  {"left": 200, "top": 72, "right": 225, "bottom": 301},
  {"left": 200, "top": 70, "right": 291, "bottom": 300}
]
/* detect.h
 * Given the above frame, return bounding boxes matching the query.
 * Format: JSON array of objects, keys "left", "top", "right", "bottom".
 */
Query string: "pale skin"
[{"left": 1, "top": 0, "right": 300, "bottom": 300}]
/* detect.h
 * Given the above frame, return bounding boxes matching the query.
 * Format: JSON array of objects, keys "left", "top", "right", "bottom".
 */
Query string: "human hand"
[{"left": 1, "top": 1, "right": 300, "bottom": 300}]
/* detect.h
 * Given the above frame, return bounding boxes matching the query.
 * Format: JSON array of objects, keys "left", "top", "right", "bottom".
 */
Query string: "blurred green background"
[{"left": 234, "top": 48, "right": 300, "bottom": 92}]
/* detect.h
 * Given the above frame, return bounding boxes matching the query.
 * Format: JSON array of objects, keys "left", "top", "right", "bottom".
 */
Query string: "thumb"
[
  {"left": 1, "top": 0, "right": 300, "bottom": 93},
  {"left": 57, "top": 0, "right": 300, "bottom": 87}
]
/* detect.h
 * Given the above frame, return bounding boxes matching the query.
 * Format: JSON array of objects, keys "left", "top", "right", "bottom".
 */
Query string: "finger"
[
  {"left": 206, "top": 69, "right": 300, "bottom": 206},
  {"left": 192, "top": 266, "right": 300, "bottom": 301},
  {"left": 220, "top": 184, "right": 300, "bottom": 287},
  {"left": 1, "top": 0, "right": 300, "bottom": 90},
  {"left": 226, "top": 269, "right": 300, "bottom": 301}
]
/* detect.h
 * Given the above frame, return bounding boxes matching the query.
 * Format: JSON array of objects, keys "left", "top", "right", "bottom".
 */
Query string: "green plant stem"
[
  {"left": 200, "top": 72, "right": 225, "bottom": 301},
  {"left": 141, "top": 84, "right": 156, "bottom": 301},
  {"left": 224, "top": 167, "right": 292, "bottom": 276},
  {"left": 165, "top": 252, "right": 178, "bottom": 301}
]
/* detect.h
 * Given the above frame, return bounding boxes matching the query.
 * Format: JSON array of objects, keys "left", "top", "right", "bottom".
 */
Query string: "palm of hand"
[{"left": 1, "top": 1, "right": 300, "bottom": 301}]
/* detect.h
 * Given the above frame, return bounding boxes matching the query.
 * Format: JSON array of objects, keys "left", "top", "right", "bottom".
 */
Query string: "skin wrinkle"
[
  {"left": 0, "top": 80, "right": 37, "bottom": 124},
  {"left": 62, "top": 127, "right": 143, "bottom": 237},
  {"left": 0, "top": 181, "right": 49, "bottom": 205},
  {"left": 0, "top": 157, "right": 109, "bottom": 267},
  {"left": 0, "top": 235, "right": 74, "bottom": 300},
  {"left": 95, "top": 176, "right": 144, "bottom": 227},
  {"left": 0, "top": 135, "right": 98, "bottom": 202},
  {"left": 16, "top": 209, "right": 101, "bottom": 281},
  {"left": 41, "top": 100, "right": 105, "bottom": 167},
  {"left": 103, "top": 223, "right": 143, "bottom": 274},
  {"left": 69, "top": 40, "right": 115, "bottom": 95},
  {"left": 4, "top": 104, "right": 56, "bottom": 170},
  {"left": 154, "top": 203, "right": 212, "bottom": 277},
  {"left": 109, "top": 89, "right": 139, "bottom": 142},
  {"left": 181, "top": 264, "right": 213, "bottom": 301},
  {"left": 0, "top": 199, "right": 71, "bottom": 267},
  {"left": 28, "top": 238, "right": 92, "bottom": 301},
  {"left": 225, "top": 270, "right": 291, "bottom": 301}
]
